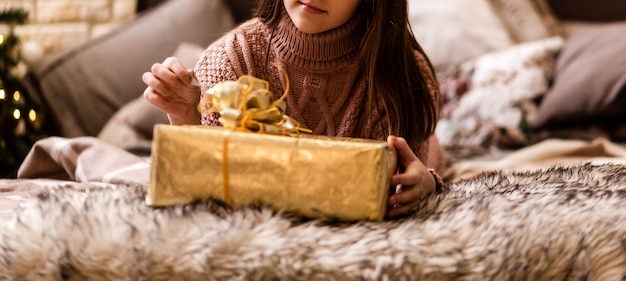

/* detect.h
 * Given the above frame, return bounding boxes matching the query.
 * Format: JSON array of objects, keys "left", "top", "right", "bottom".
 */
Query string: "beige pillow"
[
  {"left": 488, "top": 0, "right": 562, "bottom": 42},
  {"left": 408, "top": 0, "right": 515, "bottom": 71}
]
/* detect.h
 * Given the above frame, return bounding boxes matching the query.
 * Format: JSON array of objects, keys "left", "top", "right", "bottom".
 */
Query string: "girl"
[{"left": 142, "top": 0, "right": 446, "bottom": 219}]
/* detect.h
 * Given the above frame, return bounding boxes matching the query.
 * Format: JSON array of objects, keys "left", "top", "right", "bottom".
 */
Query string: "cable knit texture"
[{"left": 194, "top": 9, "right": 445, "bottom": 172}]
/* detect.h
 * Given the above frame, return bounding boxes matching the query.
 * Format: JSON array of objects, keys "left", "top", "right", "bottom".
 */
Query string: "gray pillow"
[
  {"left": 28, "top": 0, "right": 234, "bottom": 137},
  {"left": 529, "top": 21, "right": 626, "bottom": 129}
]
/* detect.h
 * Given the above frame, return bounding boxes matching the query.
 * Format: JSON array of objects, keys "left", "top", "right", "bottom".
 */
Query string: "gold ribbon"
[
  {"left": 222, "top": 134, "right": 231, "bottom": 205},
  {"left": 198, "top": 69, "right": 312, "bottom": 136}
]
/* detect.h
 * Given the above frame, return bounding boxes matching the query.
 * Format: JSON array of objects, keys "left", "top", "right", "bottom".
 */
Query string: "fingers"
[
  {"left": 387, "top": 136, "right": 418, "bottom": 168},
  {"left": 387, "top": 135, "right": 424, "bottom": 186},
  {"left": 189, "top": 69, "right": 198, "bottom": 86},
  {"left": 142, "top": 84, "right": 169, "bottom": 108},
  {"left": 386, "top": 171, "right": 436, "bottom": 219},
  {"left": 142, "top": 70, "right": 174, "bottom": 97},
  {"left": 386, "top": 201, "right": 415, "bottom": 219},
  {"left": 387, "top": 189, "right": 418, "bottom": 219},
  {"left": 140, "top": 57, "right": 202, "bottom": 126},
  {"left": 388, "top": 180, "right": 430, "bottom": 205},
  {"left": 161, "top": 57, "right": 195, "bottom": 85},
  {"left": 391, "top": 160, "right": 417, "bottom": 185},
  {"left": 385, "top": 135, "right": 435, "bottom": 219},
  {"left": 387, "top": 167, "right": 433, "bottom": 206},
  {"left": 142, "top": 56, "right": 200, "bottom": 104},
  {"left": 386, "top": 183, "right": 431, "bottom": 219},
  {"left": 142, "top": 71, "right": 173, "bottom": 107},
  {"left": 144, "top": 57, "right": 194, "bottom": 92}
]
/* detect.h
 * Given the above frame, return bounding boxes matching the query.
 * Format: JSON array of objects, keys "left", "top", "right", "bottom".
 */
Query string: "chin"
[
  {"left": 294, "top": 20, "right": 334, "bottom": 34},
  {"left": 293, "top": 22, "right": 326, "bottom": 34}
]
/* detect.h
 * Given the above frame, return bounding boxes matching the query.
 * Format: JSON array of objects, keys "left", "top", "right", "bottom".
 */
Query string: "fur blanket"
[{"left": 2, "top": 163, "right": 626, "bottom": 280}]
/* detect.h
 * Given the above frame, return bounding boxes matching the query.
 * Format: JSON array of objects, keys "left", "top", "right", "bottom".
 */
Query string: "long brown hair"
[{"left": 255, "top": 0, "right": 439, "bottom": 142}]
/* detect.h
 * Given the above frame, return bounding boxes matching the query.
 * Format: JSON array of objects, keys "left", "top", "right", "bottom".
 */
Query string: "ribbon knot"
[{"left": 198, "top": 71, "right": 311, "bottom": 136}]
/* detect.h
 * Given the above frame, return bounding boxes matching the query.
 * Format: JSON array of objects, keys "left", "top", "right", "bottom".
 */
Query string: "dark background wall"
[
  {"left": 137, "top": 0, "right": 626, "bottom": 22},
  {"left": 136, "top": 0, "right": 165, "bottom": 12},
  {"left": 546, "top": 0, "right": 626, "bottom": 22}
]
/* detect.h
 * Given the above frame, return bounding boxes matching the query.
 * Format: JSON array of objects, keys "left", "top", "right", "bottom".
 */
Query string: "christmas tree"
[{"left": 0, "top": 9, "right": 46, "bottom": 178}]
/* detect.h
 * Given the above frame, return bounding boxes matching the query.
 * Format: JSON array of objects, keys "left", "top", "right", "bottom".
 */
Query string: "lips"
[{"left": 299, "top": 1, "right": 326, "bottom": 14}]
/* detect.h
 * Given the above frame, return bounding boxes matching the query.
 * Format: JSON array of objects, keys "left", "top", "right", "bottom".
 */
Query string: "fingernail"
[{"left": 190, "top": 77, "right": 199, "bottom": 86}]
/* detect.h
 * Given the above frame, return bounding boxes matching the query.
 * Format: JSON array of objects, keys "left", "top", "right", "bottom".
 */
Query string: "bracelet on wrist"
[{"left": 428, "top": 168, "right": 446, "bottom": 193}]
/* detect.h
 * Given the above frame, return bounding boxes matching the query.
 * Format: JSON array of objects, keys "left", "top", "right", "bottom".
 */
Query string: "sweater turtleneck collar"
[{"left": 271, "top": 6, "right": 367, "bottom": 70}]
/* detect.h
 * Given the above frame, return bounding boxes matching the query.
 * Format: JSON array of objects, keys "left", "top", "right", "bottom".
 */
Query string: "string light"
[
  {"left": 28, "top": 109, "right": 36, "bottom": 122},
  {"left": 0, "top": 8, "right": 37, "bottom": 178}
]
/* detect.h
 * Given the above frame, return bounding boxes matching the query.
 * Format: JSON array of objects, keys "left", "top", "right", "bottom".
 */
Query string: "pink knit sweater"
[{"left": 194, "top": 10, "right": 445, "bottom": 172}]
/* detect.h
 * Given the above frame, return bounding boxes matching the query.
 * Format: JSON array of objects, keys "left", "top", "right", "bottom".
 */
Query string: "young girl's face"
[{"left": 283, "top": 0, "right": 362, "bottom": 34}]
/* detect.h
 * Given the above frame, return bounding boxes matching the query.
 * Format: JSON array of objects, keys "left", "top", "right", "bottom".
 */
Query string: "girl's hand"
[
  {"left": 142, "top": 57, "right": 201, "bottom": 125},
  {"left": 386, "top": 135, "right": 436, "bottom": 219}
]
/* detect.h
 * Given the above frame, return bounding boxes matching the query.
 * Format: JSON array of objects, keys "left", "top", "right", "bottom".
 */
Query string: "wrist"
[
  {"left": 428, "top": 168, "right": 446, "bottom": 193},
  {"left": 168, "top": 110, "right": 200, "bottom": 126}
]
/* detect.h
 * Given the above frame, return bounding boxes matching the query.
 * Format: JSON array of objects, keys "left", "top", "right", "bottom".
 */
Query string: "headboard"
[
  {"left": 546, "top": 0, "right": 626, "bottom": 22},
  {"left": 137, "top": 1, "right": 626, "bottom": 23},
  {"left": 136, "top": 0, "right": 164, "bottom": 12}
]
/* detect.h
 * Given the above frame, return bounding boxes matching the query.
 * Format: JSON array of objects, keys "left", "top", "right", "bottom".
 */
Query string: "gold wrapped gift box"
[{"left": 147, "top": 125, "right": 397, "bottom": 221}]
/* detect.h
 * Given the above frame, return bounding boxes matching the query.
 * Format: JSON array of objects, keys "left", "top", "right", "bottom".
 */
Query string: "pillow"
[
  {"left": 559, "top": 21, "right": 607, "bottom": 38},
  {"left": 96, "top": 97, "right": 151, "bottom": 150},
  {"left": 436, "top": 37, "right": 564, "bottom": 148},
  {"left": 488, "top": 0, "right": 562, "bottom": 42},
  {"left": 97, "top": 42, "right": 206, "bottom": 148},
  {"left": 27, "top": 0, "right": 235, "bottom": 138},
  {"left": 408, "top": 0, "right": 515, "bottom": 71},
  {"left": 529, "top": 21, "right": 626, "bottom": 129}
]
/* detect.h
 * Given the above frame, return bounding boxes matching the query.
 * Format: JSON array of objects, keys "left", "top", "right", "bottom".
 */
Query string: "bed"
[
  {"left": 2, "top": 137, "right": 626, "bottom": 280},
  {"left": 2, "top": 0, "right": 626, "bottom": 279}
]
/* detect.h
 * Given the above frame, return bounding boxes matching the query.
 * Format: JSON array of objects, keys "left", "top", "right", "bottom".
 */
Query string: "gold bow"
[{"left": 198, "top": 71, "right": 311, "bottom": 136}]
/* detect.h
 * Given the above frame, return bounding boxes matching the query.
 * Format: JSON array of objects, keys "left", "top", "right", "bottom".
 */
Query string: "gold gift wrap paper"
[{"left": 148, "top": 125, "right": 397, "bottom": 221}]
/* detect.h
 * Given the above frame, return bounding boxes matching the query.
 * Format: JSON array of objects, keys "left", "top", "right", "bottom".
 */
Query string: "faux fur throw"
[{"left": 2, "top": 163, "right": 626, "bottom": 280}]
